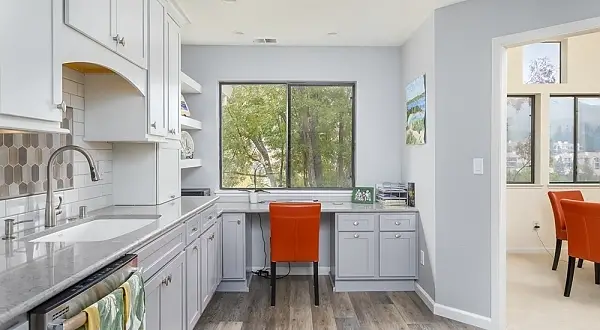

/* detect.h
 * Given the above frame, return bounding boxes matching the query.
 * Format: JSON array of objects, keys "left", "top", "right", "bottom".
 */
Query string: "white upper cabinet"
[
  {"left": 166, "top": 15, "right": 181, "bottom": 139},
  {"left": 0, "top": 1, "right": 65, "bottom": 132},
  {"left": 148, "top": 0, "right": 168, "bottom": 137},
  {"left": 64, "top": 0, "right": 116, "bottom": 51},
  {"left": 116, "top": 0, "right": 148, "bottom": 68},
  {"left": 64, "top": 0, "right": 148, "bottom": 68}
]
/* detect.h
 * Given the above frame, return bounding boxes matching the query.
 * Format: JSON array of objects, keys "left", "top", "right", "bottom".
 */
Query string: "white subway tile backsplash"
[
  {"left": 73, "top": 122, "right": 84, "bottom": 136},
  {"left": 63, "top": 92, "right": 72, "bottom": 107},
  {"left": 71, "top": 95, "right": 84, "bottom": 110},
  {"left": 63, "top": 78, "right": 78, "bottom": 95},
  {"left": 76, "top": 83, "right": 85, "bottom": 97},
  {"left": 63, "top": 188, "right": 79, "bottom": 203},
  {"left": 62, "top": 67, "right": 84, "bottom": 84},
  {"left": 5, "top": 197, "right": 29, "bottom": 216},
  {"left": 73, "top": 109, "right": 84, "bottom": 123},
  {"left": 0, "top": 200, "right": 5, "bottom": 218}
]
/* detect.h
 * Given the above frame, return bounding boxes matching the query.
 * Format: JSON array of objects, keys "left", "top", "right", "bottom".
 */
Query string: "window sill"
[
  {"left": 215, "top": 189, "right": 352, "bottom": 203},
  {"left": 506, "top": 184, "right": 544, "bottom": 189},
  {"left": 548, "top": 183, "right": 600, "bottom": 189}
]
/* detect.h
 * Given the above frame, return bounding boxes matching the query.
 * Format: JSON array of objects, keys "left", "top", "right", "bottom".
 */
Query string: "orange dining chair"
[
  {"left": 548, "top": 191, "right": 585, "bottom": 270},
  {"left": 269, "top": 202, "right": 321, "bottom": 307},
  {"left": 560, "top": 199, "right": 600, "bottom": 297}
]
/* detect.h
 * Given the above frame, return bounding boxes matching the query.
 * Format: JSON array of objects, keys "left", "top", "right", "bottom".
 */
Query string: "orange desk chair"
[
  {"left": 548, "top": 191, "right": 585, "bottom": 270},
  {"left": 560, "top": 199, "right": 600, "bottom": 297},
  {"left": 269, "top": 202, "right": 321, "bottom": 307}
]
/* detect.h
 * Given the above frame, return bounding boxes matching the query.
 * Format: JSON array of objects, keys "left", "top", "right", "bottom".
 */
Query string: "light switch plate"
[
  {"left": 473, "top": 158, "right": 484, "bottom": 175},
  {"left": 420, "top": 250, "right": 425, "bottom": 266}
]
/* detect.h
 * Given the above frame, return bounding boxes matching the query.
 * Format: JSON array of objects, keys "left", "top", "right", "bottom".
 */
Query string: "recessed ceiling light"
[
  {"left": 327, "top": 32, "right": 338, "bottom": 36},
  {"left": 223, "top": 0, "right": 236, "bottom": 2},
  {"left": 234, "top": 31, "right": 244, "bottom": 35}
]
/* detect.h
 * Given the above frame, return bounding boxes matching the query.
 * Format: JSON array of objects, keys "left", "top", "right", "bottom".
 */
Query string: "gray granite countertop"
[
  {"left": 0, "top": 196, "right": 218, "bottom": 327},
  {"left": 218, "top": 201, "right": 418, "bottom": 213}
]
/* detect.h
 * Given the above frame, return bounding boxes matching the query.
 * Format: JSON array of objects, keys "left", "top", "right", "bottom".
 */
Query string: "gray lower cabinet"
[
  {"left": 185, "top": 237, "right": 202, "bottom": 330},
  {"left": 379, "top": 232, "right": 416, "bottom": 277},
  {"left": 144, "top": 251, "right": 186, "bottom": 330},
  {"left": 337, "top": 232, "right": 376, "bottom": 278},
  {"left": 200, "top": 223, "right": 218, "bottom": 309},
  {"left": 221, "top": 213, "right": 245, "bottom": 280}
]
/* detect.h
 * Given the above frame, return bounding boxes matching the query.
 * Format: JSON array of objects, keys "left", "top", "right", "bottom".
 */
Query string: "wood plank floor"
[{"left": 196, "top": 276, "right": 480, "bottom": 330}]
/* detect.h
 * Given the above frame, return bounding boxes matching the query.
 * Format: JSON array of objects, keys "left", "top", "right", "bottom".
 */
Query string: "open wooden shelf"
[
  {"left": 181, "top": 72, "right": 202, "bottom": 94},
  {"left": 180, "top": 116, "right": 202, "bottom": 130},
  {"left": 180, "top": 158, "right": 202, "bottom": 169}
]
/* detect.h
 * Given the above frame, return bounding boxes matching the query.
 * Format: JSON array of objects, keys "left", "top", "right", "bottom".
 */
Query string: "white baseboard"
[
  {"left": 415, "top": 283, "right": 435, "bottom": 312},
  {"left": 251, "top": 266, "right": 330, "bottom": 275},
  {"left": 434, "top": 303, "right": 492, "bottom": 330},
  {"left": 507, "top": 248, "right": 550, "bottom": 254}
]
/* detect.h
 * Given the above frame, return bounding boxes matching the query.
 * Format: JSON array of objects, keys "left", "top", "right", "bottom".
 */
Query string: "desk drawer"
[
  {"left": 186, "top": 214, "right": 201, "bottom": 245},
  {"left": 337, "top": 214, "right": 375, "bottom": 232},
  {"left": 200, "top": 204, "right": 217, "bottom": 234},
  {"left": 379, "top": 214, "right": 416, "bottom": 232}
]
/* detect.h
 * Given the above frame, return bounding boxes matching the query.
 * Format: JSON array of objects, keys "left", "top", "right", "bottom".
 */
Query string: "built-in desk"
[{"left": 216, "top": 201, "right": 419, "bottom": 292}]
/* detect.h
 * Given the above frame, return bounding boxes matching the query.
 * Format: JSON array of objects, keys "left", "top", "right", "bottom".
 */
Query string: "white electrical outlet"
[
  {"left": 533, "top": 221, "right": 540, "bottom": 231},
  {"left": 420, "top": 250, "right": 425, "bottom": 266}
]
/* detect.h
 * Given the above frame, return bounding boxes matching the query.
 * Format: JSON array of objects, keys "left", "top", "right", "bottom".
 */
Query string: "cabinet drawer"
[
  {"left": 136, "top": 224, "right": 185, "bottom": 280},
  {"left": 200, "top": 204, "right": 217, "bottom": 234},
  {"left": 337, "top": 214, "right": 375, "bottom": 232},
  {"left": 379, "top": 232, "right": 417, "bottom": 277},
  {"left": 379, "top": 214, "right": 416, "bottom": 232},
  {"left": 186, "top": 214, "right": 201, "bottom": 245}
]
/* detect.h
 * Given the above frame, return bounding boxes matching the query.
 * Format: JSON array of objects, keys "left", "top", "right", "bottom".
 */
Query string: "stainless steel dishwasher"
[{"left": 29, "top": 254, "right": 138, "bottom": 330}]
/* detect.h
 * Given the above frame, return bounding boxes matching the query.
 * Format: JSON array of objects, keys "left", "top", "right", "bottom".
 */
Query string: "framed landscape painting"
[{"left": 405, "top": 75, "right": 426, "bottom": 145}]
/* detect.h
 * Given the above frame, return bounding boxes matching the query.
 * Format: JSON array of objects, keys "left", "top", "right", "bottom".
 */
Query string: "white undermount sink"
[{"left": 30, "top": 219, "right": 155, "bottom": 243}]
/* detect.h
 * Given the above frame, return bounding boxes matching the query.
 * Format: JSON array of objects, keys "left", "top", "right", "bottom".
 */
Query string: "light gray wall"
[
  {"left": 181, "top": 46, "right": 403, "bottom": 191},
  {"left": 400, "top": 15, "right": 436, "bottom": 300},
  {"left": 434, "top": 0, "right": 600, "bottom": 318}
]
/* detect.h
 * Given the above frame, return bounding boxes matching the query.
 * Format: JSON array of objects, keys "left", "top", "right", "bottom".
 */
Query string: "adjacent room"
[{"left": 505, "top": 31, "right": 600, "bottom": 329}]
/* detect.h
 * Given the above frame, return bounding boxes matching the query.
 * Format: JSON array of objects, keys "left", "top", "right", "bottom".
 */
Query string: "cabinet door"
[
  {"left": 147, "top": 0, "right": 167, "bottom": 137},
  {"left": 0, "top": 1, "right": 62, "bottom": 122},
  {"left": 160, "top": 252, "right": 186, "bottom": 330},
  {"left": 200, "top": 230, "right": 211, "bottom": 309},
  {"left": 64, "top": 0, "right": 116, "bottom": 50},
  {"left": 222, "top": 214, "right": 245, "bottom": 280},
  {"left": 186, "top": 239, "right": 202, "bottom": 330},
  {"left": 337, "top": 232, "right": 375, "bottom": 278},
  {"left": 217, "top": 217, "right": 223, "bottom": 283},
  {"left": 157, "top": 146, "right": 180, "bottom": 204},
  {"left": 144, "top": 270, "right": 163, "bottom": 330},
  {"left": 166, "top": 15, "right": 181, "bottom": 139},
  {"left": 115, "top": 0, "right": 147, "bottom": 67},
  {"left": 208, "top": 226, "right": 218, "bottom": 293},
  {"left": 379, "top": 232, "right": 417, "bottom": 277}
]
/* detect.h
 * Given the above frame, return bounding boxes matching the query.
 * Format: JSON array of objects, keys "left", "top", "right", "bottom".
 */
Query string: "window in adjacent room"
[
  {"left": 220, "top": 82, "right": 355, "bottom": 189},
  {"left": 522, "top": 42, "right": 562, "bottom": 84},
  {"left": 549, "top": 96, "right": 600, "bottom": 183},
  {"left": 507, "top": 96, "right": 535, "bottom": 183}
]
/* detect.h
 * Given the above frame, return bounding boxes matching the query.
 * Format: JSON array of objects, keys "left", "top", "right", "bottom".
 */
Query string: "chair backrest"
[
  {"left": 560, "top": 199, "right": 600, "bottom": 262},
  {"left": 269, "top": 202, "right": 321, "bottom": 263},
  {"left": 548, "top": 190, "right": 584, "bottom": 239}
]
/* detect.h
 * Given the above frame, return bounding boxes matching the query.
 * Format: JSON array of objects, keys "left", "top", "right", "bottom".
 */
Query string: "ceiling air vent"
[{"left": 253, "top": 38, "right": 277, "bottom": 44}]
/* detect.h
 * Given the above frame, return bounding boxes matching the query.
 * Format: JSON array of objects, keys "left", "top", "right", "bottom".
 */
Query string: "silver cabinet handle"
[
  {"left": 119, "top": 36, "right": 126, "bottom": 46},
  {"left": 237, "top": 219, "right": 241, "bottom": 225},
  {"left": 170, "top": 194, "right": 176, "bottom": 198},
  {"left": 167, "top": 274, "right": 172, "bottom": 283},
  {"left": 193, "top": 246, "right": 198, "bottom": 252},
  {"left": 191, "top": 227, "right": 198, "bottom": 232},
  {"left": 354, "top": 234, "right": 360, "bottom": 238},
  {"left": 151, "top": 121, "right": 156, "bottom": 128},
  {"left": 161, "top": 277, "right": 169, "bottom": 286},
  {"left": 353, "top": 221, "right": 359, "bottom": 226},
  {"left": 395, "top": 221, "right": 401, "bottom": 226},
  {"left": 208, "top": 215, "right": 213, "bottom": 220},
  {"left": 169, "top": 129, "right": 176, "bottom": 134},
  {"left": 56, "top": 101, "right": 66, "bottom": 112},
  {"left": 112, "top": 34, "right": 120, "bottom": 42},
  {"left": 395, "top": 234, "right": 401, "bottom": 238}
]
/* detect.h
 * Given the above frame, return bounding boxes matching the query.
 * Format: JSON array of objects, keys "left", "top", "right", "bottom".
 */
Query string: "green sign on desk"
[{"left": 351, "top": 187, "right": 374, "bottom": 204}]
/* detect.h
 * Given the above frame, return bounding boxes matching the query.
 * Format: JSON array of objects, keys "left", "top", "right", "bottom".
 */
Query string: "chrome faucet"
[{"left": 45, "top": 145, "right": 100, "bottom": 227}]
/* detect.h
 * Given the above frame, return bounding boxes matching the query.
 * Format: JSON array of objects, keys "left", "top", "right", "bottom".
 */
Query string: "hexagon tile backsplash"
[{"left": 0, "top": 108, "right": 73, "bottom": 199}]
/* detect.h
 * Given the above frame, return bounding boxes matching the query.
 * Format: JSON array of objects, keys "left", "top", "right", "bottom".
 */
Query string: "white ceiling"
[{"left": 177, "top": 0, "right": 467, "bottom": 46}]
